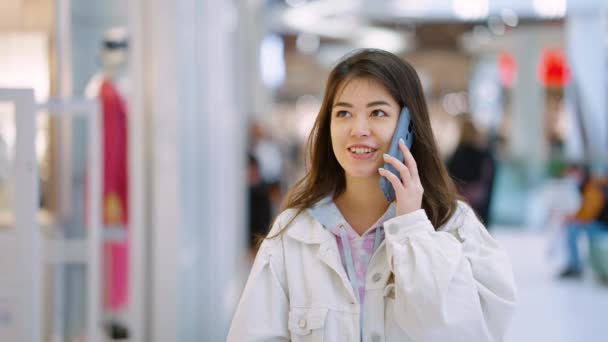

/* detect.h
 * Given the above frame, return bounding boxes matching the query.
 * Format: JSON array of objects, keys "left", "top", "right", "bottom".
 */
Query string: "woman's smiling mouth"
[{"left": 347, "top": 145, "right": 378, "bottom": 160}]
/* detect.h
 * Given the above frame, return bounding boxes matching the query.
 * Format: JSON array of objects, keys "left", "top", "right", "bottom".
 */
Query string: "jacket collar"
[
  {"left": 288, "top": 195, "right": 395, "bottom": 244},
  {"left": 308, "top": 196, "right": 344, "bottom": 232},
  {"left": 284, "top": 199, "right": 335, "bottom": 244}
]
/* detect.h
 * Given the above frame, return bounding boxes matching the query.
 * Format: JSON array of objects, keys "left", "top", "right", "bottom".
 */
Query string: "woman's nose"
[{"left": 351, "top": 116, "right": 370, "bottom": 137}]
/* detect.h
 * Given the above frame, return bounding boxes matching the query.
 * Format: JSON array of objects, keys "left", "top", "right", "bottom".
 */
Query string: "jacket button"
[
  {"left": 298, "top": 319, "right": 307, "bottom": 328},
  {"left": 372, "top": 273, "right": 382, "bottom": 282},
  {"left": 389, "top": 226, "right": 399, "bottom": 234},
  {"left": 371, "top": 332, "right": 382, "bottom": 342}
]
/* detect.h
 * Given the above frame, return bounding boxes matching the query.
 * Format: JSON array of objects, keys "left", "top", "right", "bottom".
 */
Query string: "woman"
[
  {"left": 446, "top": 114, "right": 496, "bottom": 225},
  {"left": 228, "top": 49, "right": 516, "bottom": 341}
]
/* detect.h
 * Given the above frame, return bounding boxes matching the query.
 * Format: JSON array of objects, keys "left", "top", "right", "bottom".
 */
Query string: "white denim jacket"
[{"left": 227, "top": 201, "right": 516, "bottom": 342}]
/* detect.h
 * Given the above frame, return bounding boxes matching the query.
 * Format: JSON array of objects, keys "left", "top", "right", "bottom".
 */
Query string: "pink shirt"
[
  {"left": 328, "top": 218, "right": 389, "bottom": 305},
  {"left": 308, "top": 196, "right": 395, "bottom": 306}
]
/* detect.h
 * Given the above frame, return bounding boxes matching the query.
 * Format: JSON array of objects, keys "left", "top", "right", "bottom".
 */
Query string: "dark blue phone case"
[{"left": 380, "top": 107, "right": 414, "bottom": 202}]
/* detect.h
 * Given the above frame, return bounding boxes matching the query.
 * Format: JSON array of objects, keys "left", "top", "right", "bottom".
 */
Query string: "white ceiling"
[{"left": 273, "top": 0, "right": 605, "bottom": 36}]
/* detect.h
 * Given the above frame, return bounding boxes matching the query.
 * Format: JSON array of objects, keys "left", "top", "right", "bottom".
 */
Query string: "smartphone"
[{"left": 380, "top": 106, "right": 414, "bottom": 202}]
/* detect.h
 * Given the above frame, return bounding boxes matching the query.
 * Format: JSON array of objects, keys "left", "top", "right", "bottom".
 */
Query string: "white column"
[
  {"left": 510, "top": 27, "right": 547, "bottom": 181},
  {"left": 241, "top": 0, "right": 270, "bottom": 117},
  {"left": 52, "top": 2, "right": 72, "bottom": 340},
  {"left": 565, "top": 0, "right": 608, "bottom": 168},
  {"left": 126, "top": 0, "right": 147, "bottom": 341},
  {"left": 132, "top": 0, "right": 246, "bottom": 340},
  {"left": 140, "top": 1, "right": 180, "bottom": 340}
]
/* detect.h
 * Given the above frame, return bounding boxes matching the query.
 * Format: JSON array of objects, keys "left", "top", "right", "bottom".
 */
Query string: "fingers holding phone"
[{"left": 379, "top": 138, "right": 423, "bottom": 216}]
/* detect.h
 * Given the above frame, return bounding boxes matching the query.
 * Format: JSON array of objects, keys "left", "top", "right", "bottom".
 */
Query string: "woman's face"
[{"left": 330, "top": 77, "right": 400, "bottom": 180}]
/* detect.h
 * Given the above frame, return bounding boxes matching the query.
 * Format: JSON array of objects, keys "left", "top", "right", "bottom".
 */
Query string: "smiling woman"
[{"left": 228, "top": 49, "right": 517, "bottom": 342}]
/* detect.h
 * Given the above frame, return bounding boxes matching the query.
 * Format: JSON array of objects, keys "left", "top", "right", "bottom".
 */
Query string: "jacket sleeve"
[
  {"left": 383, "top": 202, "right": 517, "bottom": 342},
  {"left": 227, "top": 215, "right": 290, "bottom": 341}
]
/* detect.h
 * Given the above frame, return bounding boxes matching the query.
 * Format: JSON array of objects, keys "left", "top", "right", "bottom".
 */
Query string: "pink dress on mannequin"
[{"left": 99, "top": 78, "right": 129, "bottom": 312}]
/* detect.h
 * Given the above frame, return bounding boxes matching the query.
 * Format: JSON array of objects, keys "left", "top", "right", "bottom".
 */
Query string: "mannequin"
[
  {"left": 85, "top": 27, "right": 130, "bottom": 99},
  {"left": 85, "top": 26, "right": 130, "bottom": 339}
]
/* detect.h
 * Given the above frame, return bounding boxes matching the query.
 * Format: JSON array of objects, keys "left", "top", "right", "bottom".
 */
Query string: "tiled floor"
[{"left": 494, "top": 229, "right": 608, "bottom": 342}]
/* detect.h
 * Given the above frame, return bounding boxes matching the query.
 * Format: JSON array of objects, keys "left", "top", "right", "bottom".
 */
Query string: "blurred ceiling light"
[
  {"left": 282, "top": 6, "right": 322, "bottom": 34},
  {"left": 260, "top": 35, "right": 285, "bottom": 89},
  {"left": 296, "top": 33, "right": 320, "bottom": 55},
  {"left": 487, "top": 16, "right": 505, "bottom": 36},
  {"left": 281, "top": 1, "right": 360, "bottom": 39},
  {"left": 500, "top": 8, "right": 519, "bottom": 27},
  {"left": 390, "top": 0, "right": 432, "bottom": 16},
  {"left": 452, "top": 0, "right": 489, "bottom": 20},
  {"left": 354, "top": 28, "right": 409, "bottom": 54},
  {"left": 282, "top": 1, "right": 407, "bottom": 55},
  {"left": 285, "top": 0, "right": 308, "bottom": 8},
  {"left": 533, "top": 0, "right": 566, "bottom": 18},
  {"left": 282, "top": 11, "right": 357, "bottom": 40}
]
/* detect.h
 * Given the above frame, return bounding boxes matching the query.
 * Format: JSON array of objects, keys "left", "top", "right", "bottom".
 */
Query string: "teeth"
[{"left": 350, "top": 147, "right": 374, "bottom": 154}]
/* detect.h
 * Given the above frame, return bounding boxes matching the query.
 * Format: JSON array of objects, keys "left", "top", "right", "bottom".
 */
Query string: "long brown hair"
[{"left": 271, "top": 48, "right": 458, "bottom": 237}]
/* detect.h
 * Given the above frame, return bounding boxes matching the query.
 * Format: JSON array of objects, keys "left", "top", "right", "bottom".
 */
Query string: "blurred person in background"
[
  {"left": 558, "top": 165, "right": 608, "bottom": 278},
  {"left": 249, "top": 119, "right": 284, "bottom": 216},
  {"left": 247, "top": 153, "right": 272, "bottom": 258},
  {"left": 446, "top": 114, "right": 496, "bottom": 225},
  {"left": 228, "top": 49, "right": 516, "bottom": 342}
]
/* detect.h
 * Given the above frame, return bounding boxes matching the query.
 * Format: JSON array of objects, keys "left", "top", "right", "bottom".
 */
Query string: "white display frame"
[
  {"left": 0, "top": 89, "right": 104, "bottom": 342},
  {"left": 0, "top": 89, "right": 40, "bottom": 342}
]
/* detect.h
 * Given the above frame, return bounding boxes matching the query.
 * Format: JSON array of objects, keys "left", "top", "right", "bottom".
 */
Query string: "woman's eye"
[
  {"left": 371, "top": 109, "right": 388, "bottom": 117},
  {"left": 336, "top": 110, "right": 351, "bottom": 118}
]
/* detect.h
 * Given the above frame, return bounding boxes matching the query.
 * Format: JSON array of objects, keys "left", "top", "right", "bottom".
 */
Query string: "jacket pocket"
[{"left": 288, "top": 307, "right": 328, "bottom": 341}]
